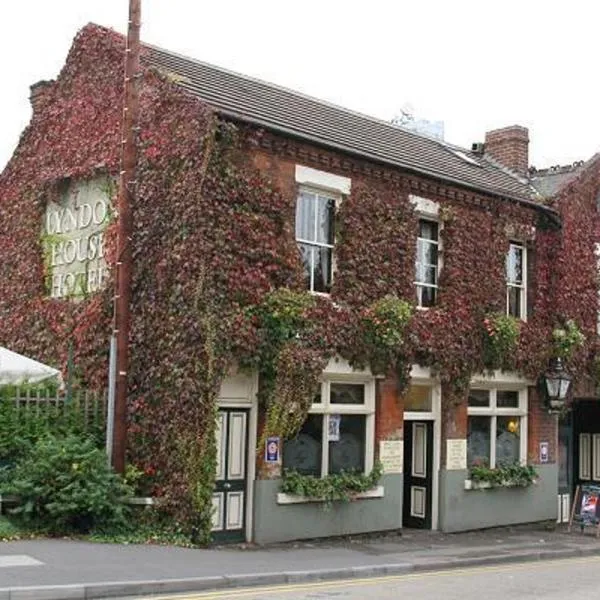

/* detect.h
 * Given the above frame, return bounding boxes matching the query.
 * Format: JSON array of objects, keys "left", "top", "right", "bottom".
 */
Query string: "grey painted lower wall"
[
  {"left": 438, "top": 464, "right": 558, "bottom": 532},
  {"left": 253, "top": 474, "right": 403, "bottom": 544}
]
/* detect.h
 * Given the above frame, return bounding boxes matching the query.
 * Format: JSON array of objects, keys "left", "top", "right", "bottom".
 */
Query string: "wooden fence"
[{"left": 4, "top": 387, "right": 107, "bottom": 434}]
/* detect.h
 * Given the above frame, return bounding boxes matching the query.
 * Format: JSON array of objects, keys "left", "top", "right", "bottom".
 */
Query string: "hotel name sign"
[{"left": 44, "top": 179, "right": 112, "bottom": 299}]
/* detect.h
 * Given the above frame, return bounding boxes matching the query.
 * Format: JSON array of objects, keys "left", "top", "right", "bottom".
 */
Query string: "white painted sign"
[
  {"left": 380, "top": 440, "right": 403, "bottom": 474},
  {"left": 43, "top": 178, "right": 112, "bottom": 299},
  {"left": 446, "top": 439, "right": 467, "bottom": 470}
]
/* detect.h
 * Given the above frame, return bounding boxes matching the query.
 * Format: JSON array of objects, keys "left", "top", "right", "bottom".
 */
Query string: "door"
[
  {"left": 212, "top": 408, "right": 249, "bottom": 542},
  {"left": 403, "top": 420, "right": 433, "bottom": 528}
]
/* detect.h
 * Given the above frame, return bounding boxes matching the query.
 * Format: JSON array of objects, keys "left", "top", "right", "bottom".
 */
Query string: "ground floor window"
[
  {"left": 467, "top": 387, "right": 528, "bottom": 468},
  {"left": 283, "top": 379, "right": 375, "bottom": 477}
]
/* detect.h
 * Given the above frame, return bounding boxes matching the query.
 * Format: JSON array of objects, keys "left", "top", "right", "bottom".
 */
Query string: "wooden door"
[
  {"left": 403, "top": 421, "right": 433, "bottom": 529},
  {"left": 211, "top": 408, "right": 248, "bottom": 542}
]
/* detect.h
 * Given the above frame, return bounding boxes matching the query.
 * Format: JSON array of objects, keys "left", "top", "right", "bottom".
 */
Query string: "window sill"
[
  {"left": 464, "top": 479, "right": 537, "bottom": 491},
  {"left": 277, "top": 485, "right": 384, "bottom": 505}
]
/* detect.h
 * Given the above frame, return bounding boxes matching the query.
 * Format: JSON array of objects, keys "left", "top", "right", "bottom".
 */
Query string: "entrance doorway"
[
  {"left": 403, "top": 420, "right": 434, "bottom": 528},
  {"left": 211, "top": 408, "right": 249, "bottom": 542}
]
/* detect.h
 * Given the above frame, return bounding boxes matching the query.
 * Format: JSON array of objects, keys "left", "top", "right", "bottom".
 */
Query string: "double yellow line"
[{"left": 145, "top": 555, "right": 600, "bottom": 600}]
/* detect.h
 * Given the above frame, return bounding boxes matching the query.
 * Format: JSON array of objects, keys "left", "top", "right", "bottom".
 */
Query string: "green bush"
[{"left": 2, "top": 435, "right": 131, "bottom": 533}]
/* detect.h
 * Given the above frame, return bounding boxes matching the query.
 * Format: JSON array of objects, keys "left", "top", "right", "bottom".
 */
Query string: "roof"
[
  {"left": 145, "top": 46, "right": 541, "bottom": 206},
  {"left": 530, "top": 161, "right": 589, "bottom": 198}
]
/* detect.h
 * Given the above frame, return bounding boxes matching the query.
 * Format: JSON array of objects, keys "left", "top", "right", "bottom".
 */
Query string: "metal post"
[
  {"left": 111, "top": 0, "right": 141, "bottom": 474},
  {"left": 106, "top": 334, "right": 117, "bottom": 465}
]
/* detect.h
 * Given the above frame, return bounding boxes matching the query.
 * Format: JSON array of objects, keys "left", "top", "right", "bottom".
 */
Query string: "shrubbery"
[{"left": 1, "top": 435, "right": 131, "bottom": 534}]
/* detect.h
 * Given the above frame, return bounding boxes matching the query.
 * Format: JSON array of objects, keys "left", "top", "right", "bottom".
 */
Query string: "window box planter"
[
  {"left": 277, "top": 485, "right": 384, "bottom": 505},
  {"left": 464, "top": 478, "right": 538, "bottom": 491}
]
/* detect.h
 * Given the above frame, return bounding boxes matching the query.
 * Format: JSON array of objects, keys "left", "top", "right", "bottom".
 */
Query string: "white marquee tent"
[{"left": 0, "top": 347, "right": 62, "bottom": 386}]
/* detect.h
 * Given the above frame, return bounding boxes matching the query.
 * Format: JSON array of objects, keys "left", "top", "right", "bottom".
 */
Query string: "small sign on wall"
[
  {"left": 446, "top": 439, "right": 467, "bottom": 470},
  {"left": 265, "top": 436, "right": 280, "bottom": 463},
  {"left": 379, "top": 440, "right": 403, "bottom": 474},
  {"left": 540, "top": 441, "right": 549, "bottom": 464}
]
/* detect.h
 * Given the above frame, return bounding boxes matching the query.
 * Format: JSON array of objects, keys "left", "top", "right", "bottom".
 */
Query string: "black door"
[
  {"left": 211, "top": 408, "right": 249, "bottom": 543},
  {"left": 403, "top": 420, "right": 433, "bottom": 529},
  {"left": 573, "top": 400, "right": 600, "bottom": 489}
]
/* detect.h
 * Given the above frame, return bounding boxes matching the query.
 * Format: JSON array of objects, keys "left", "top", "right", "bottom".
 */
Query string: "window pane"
[
  {"left": 328, "top": 414, "right": 365, "bottom": 474},
  {"left": 313, "top": 246, "right": 332, "bottom": 293},
  {"left": 417, "top": 238, "right": 438, "bottom": 267},
  {"left": 296, "top": 191, "right": 315, "bottom": 241},
  {"left": 330, "top": 383, "right": 365, "bottom": 405},
  {"left": 496, "top": 416, "right": 520, "bottom": 465},
  {"left": 506, "top": 245, "right": 523, "bottom": 284},
  {"left": 316, "top": 195, "right": 335, "bottom": 245},
  {"left": 417, "top": 284, "right": 436, "bottom": 307},
  {"left": 297, "top": 243, "right": 313, "bottom": 290},
  {"left": 497, "top": 391, "right": 519, "bottom": 408},
  {"left": 507, "top": 286, "right": 522, "bottom": 318},
  {"left": 468, "top": 389, "right": 490, "bottom": 407},
  {"left": 404, "top": 385, "right": 432, "bottom": 411},
  {"left": 283, "top": 414, "right": 323, "bottom": 476},
  {"left": 419, "top": 220, "right": 438, "bottom": 241},
  {"left": 468, "top": 416, "right": 491, "bottom": 467}
]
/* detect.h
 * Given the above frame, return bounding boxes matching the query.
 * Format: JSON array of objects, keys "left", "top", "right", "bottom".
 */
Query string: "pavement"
[{"left": 1, "top": 523, "right": 600, "bottom": 600}]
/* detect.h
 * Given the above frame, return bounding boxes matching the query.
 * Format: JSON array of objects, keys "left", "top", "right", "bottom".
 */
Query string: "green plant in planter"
[
  {"left": 362, "top": 296, "right": 413, "bottom": 374},
  {"left": 482, "top": 312, "right": 520, "bottom": 370},
  {"left": 470, "top": 462, "right": 538, "bottom": 487},
  {"left": 552, "top": 319, "right": 585, "bottom": 360},
  {"left": 281, "top": 461, "right": 383, "bottom": 508}
]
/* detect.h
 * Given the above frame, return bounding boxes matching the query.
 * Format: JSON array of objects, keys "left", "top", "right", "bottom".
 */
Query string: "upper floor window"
[
  {"left": 415, "top": 219, "right": 439, "bottom": 307},
  {"left": 506, "top": 242, "right": 527, "bottom": 319},
  {"left": 296, "top": 188, "right": 335, "bottom": 293}
]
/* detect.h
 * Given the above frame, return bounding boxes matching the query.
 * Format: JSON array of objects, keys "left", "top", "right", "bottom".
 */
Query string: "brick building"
[{"left": 1, "top": 25, "right": 586, "bottom": 544}]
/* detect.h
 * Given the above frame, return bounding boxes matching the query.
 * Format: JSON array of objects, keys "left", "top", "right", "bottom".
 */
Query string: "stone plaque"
[
  {"left": 43, "top": 178, "right": 112, "bottom": 299},
  {"left": 446, "top": 439, "right": 467, "bottom": 470},
  {"left": 379, "top": 440, "right": 403, "bottom": 474}
]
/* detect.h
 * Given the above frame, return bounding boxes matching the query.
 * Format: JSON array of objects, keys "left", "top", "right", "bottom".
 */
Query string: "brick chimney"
[
  {"left": 484, "top": 125, "right": 529, "bottom": 177},
  {"left": 29, "top": 80, "right": 53, "bottom": 113}
]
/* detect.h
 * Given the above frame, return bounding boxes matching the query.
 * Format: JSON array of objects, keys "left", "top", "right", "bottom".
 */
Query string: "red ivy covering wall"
[{"left": 1, "top": 24, "right": 599, "bottom": 535}]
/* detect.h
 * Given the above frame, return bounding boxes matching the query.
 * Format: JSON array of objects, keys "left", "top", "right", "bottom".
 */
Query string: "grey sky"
[{"left": 1, "top": 0, "right": 598, "bottom": 173}]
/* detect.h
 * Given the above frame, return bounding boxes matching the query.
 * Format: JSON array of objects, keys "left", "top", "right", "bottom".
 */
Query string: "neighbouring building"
[
  {"left": 1, "top": 24, "right": 597, "bottom": 544},
  {"left": 530, "top": 157, "right": 600, "bottom": 524}
]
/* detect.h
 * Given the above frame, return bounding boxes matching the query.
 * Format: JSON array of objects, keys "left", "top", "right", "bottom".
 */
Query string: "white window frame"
[
  {"left": 295, "top": 186, "right": 338, "bottom": 294},
  {"left": 304, "top": 376, "right": 376, "bottom": 477},
  {"left": 415, "top": 218, "right": 441, "bottom": 308},
  {"left": 506, "top": 242, "right": 527, "bottom": 321},
  {"left": 467, "top": 386, "right": 528, "bottom": 468}
]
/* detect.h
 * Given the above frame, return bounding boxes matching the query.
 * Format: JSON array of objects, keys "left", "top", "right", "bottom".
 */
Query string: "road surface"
[{"left": 127, "top": 556, "right": 600, "bottom": 600}]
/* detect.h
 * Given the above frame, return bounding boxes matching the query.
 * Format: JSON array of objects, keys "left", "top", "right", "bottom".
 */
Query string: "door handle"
[{"left": 223, "top": 483, "right": 232, "bottom": 489}]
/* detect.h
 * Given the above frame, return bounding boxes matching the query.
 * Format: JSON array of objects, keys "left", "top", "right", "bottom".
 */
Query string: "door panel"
[
  {"left": 579, "top": 433, "right": 591, "bottom": 480},
  {"left": 403, "top": 420, "right": 433, "bottom": 529},
  {"left": 227, "top": 412, "right": 247, "bottom": 480},
  {"left": 412, "top": 423, "right": 427, "bottom": 477},
  {"left": 212, "top": 409, "right": 249, "bottom": 542}
]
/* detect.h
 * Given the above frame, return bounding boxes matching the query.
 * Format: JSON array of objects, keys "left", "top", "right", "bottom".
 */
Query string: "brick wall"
[
  {"left": 527, "top": 386, "right": 557, "bottom": 464},
  {"left": 376, "top": 375, "right": 404, "bottom": 442},
  {"left": 484, "top": 125, "right": 529, "bottom": 177}
]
